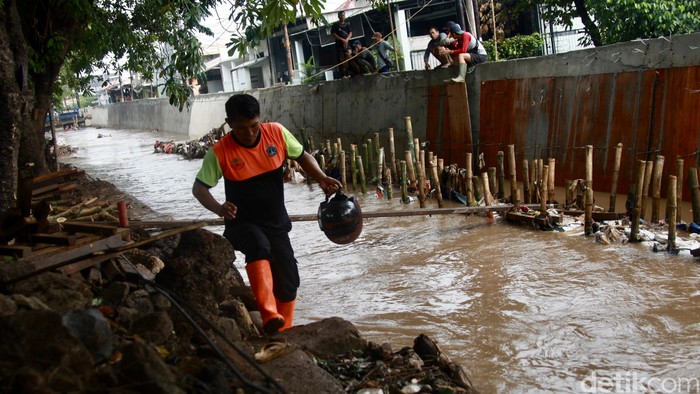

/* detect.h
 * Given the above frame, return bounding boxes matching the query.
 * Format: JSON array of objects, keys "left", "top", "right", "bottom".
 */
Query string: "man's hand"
[
  {"left": 425, "top": 61, "right": 431, "bottom": 70},
  {"left": 218, "top": 201, "right": 237, "bottom": 220},
  {"left": 319, "top": 176, "right": 343, "bottom": 197}
]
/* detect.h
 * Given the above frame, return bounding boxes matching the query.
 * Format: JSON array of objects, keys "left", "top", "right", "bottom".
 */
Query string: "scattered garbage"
[{"left": 153, "top": 123, "right": 226, "bottom": 159}]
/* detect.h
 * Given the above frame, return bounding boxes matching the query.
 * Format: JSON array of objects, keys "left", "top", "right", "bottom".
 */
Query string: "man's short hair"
[
  {"left": 225, "top": 94, "right": 260, "bottom": 121},
  {"left": 337, "top": 11, "right": 345, "bottom": 18}
]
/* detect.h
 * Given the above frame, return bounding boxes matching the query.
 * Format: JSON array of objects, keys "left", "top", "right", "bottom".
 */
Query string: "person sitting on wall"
[
  {"left": 424, "top": 26, "right": 453, "bottom": 70},
  {"left": 439, "top": 22, "right": 488, "bottom": 83},
  {"left": 351, "top": 40, "right": 377, "bottom": 75}
]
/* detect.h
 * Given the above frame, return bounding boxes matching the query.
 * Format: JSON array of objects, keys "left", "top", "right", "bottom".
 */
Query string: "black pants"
[{"left": 224, "top": 221, "right": 300, "bottom": 302}]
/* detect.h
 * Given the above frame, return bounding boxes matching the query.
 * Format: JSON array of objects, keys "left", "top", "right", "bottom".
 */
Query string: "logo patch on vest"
[
  {"left": 231, "top": 157, "right": 244, "bottom": 170},
  {"left": 266, "top": 144, "right": 278, "bottom": 157}
]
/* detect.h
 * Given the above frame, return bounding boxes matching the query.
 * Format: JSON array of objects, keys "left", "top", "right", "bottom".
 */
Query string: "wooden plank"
[
  {"left": 124, "top": 205, "right": 515, "bottom": 229},
  {"left": 61, "top": 222, "right": 121, "bottom": 236},
  {"left": 506, "top": 211, "right": 553, "bottom": 228},
  {"left": 0, "top": 245, "right": 33, "bottom": 258},
  {"left": 560, "top": 210, "right": 626, "bottom": 221},
  {"left": 59, "top": 250, "right": 124, "bottom": 275},
  {"left": 0, "top": 234, "right": 128, "bottom": 285},
  {"left": 31, "top": 233, "right": 77, "bottom": 246},
  {"left": 111, "top": 222, "right": 207, "bottom": 252},
  {"left": 32, "top": 168, "right": 84, "bottom": 187}
]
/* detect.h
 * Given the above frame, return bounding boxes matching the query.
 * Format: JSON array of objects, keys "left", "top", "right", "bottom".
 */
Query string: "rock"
[
  {"left": 132, "top": 311, "right": 174, "bottom": 345},
  {"left": 261, "top": 349, "right": 345, "bottom": 393},
  {"left": 9, "top": 272, "right": 92, "bottom": 313},
  {"left": 0, "top": 294, "right": 17, "bottom": 316},
  {"left": 284, "top": 317, "right": 367, "bottom": 358},
  {"left": 62, "top": 308, "right": 113, "bottom": 364},
  {"left": 113, "top": 342, "right": 185, "bottom": 394}
]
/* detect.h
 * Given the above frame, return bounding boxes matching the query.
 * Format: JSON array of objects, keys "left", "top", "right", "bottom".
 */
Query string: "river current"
[{"left": 58, "top": 127, "right": 700, "bottom": 393}]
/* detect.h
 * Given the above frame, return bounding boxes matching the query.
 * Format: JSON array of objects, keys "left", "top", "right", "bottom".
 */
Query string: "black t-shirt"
[{"left": 331, "top": 21, "right": 352, "bottom": 47}]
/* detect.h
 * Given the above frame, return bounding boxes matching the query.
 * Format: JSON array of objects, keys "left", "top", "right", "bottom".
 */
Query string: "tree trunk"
[
  {"left": 0, "top": 0, "right": 32, "bottom": 215},
  {"left": 572, "top": 0, "right": 603, "bottom": 46}
]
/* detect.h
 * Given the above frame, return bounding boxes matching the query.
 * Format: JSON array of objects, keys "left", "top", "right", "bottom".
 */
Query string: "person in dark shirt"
[
  {"left": 351, "top": 40, "right": 376, "bottom": 74},
  {"left": 331, "top": 11, "right": 352, "bottom": 68}
]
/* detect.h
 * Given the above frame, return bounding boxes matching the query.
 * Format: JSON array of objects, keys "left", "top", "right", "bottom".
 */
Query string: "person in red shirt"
[
  {"left": 439, "top": 22, "right": 488, "bottom": 82},
  {"left": 193, "top": 94, "right": 342, "bottom": 335}
]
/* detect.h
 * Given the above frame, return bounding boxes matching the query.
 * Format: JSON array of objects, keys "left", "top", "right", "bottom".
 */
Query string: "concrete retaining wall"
[{"left": 90, "top": 32, "right": 700, "bottom": 145}]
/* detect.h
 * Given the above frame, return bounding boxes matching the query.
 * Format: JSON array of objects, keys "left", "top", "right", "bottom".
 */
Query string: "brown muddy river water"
[{"left": 59, "top": 127, "right": 700, "bottom": 393}]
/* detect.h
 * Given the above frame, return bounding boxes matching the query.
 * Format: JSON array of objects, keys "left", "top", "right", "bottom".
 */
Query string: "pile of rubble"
[
  {"left": 0, "top": 172, "right": 481, "bottom": 393},
  {"left": 153, "top": 123, "right": 226, "bottom": 160}
]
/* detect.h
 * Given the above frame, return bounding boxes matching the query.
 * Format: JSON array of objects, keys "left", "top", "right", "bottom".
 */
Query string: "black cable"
[{"left": 118, "top": 255, "right": 287, "bottom": 394}]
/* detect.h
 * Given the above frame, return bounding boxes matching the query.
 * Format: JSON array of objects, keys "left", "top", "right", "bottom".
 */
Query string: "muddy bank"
[{"left": 0, "top": 170, "right": 479, "bottom": 393}]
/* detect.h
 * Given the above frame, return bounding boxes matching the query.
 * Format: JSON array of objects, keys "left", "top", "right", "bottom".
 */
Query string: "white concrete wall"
[{"left": 187, "top": 92, "right": 231, "bottom": 138}]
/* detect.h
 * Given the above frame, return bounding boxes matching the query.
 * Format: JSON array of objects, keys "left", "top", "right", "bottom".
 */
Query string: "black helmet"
[{"left": 318, "top": 191, "right": 363, "bottom": 244}]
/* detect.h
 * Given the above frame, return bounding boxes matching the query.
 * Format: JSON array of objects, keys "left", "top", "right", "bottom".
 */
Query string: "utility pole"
[{"left": 283, "top": 23, "right": 294, "bottom": 83}]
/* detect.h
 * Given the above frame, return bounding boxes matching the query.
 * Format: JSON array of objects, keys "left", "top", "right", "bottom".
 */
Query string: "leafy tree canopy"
[
  {"left": 225, "top": 0, "right": 326, "bottom": 56},
  {"left": 532, "top": 0, "right": 700, "bottom": 46}
]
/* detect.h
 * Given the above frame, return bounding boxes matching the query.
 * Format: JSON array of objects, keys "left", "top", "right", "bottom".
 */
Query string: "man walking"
[{"left": 192, "top": 94, "right": 342, "bottom": 335}]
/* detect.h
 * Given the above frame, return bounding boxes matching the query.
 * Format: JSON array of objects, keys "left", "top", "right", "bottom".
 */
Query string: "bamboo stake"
[
  {"left": 584, "top": 145, "right": 593, "bottom": 221},
  {"left": 473, "top": 176, "right": 482, "bottom": 203},
  {"left": 362, "top": 143, "right": 369, "bottom": 179},
  {"left": 414, "top": 138, "right": 421, "bottom": 176},
  {"left": 585, "top": 187, "right": 594, "bottom": 236},
  {"left": 367, "top": 139, "right": 375, "bottom": 182},
  {"left": 585, "top": 145, "right": 593, "bottom": 189},
  {"left": 507, "top": 145, "right": 516, "bottom": 203},
  {"left": 406, "top": 150, "right": 416, "bottom": 184},
  {"left": 405, "top": 116, "right": 415, "bottom": 164},
  {"left": 488, "top": 167, "right": 497, "bottom": 198},
  {"left": 429, "top": 153, "right": 443, "bottom": 208},
  {"left": 496, "top": 151, "right": 505, "bottom": 199},
  {"left": 481, "top": 172, "right": 493, "bottom": 206},
  {"left": 388, "top": 128, "right": 397, "bottom": 182},
  {"left": 541, "top": 165, "right": 549, "bottom": 213},
  {"left": 650, "top": 155, "right": 665, "bottom": 223},
  {"left": 522, "top": 159, "right": 530, "bottom": 204},
  {"left": 676, "top": 158, "right": 683, "bottom": 223},
  {"left": 630, "top": 160, "right": 647, "bottom": 242},
  {"left": 416, "top": 155, "right": 425, "bottom": 208},
  {"left": 385, "top": 168, "right": 393, "bottom": 200},
  {"left": 350, "top": 144, "right": 357, "bottom": 191},
  {"left": 333, "top": 142, "right": 338, "bottom": 158},
  {"left": 641, "top": 160, "right": 653, "bottom": 219},
  {"left": 609, "top": 143, "right": 623, "bottom": 212},
  {"left": 377, "top": 148, "right": 385, "bottom": 189},
  {"left": 418, "top": 150, "right": 426, "bottom": 208},
  {"left": 400, "top": 160, "right": 409, "bottom": 203},
  {"left": 690, "top": 167, "right": 700, "bottom": 224},
  {"left": 531, "top": 159, "right": 538, "bottom": 203},
  {"left": 340, "top": 150, "right": 347, "bottom": 190},
  {"left": 667, "top": 175, "right": 677, "bottom": 252},
  {"left": 466, "top": 153, "right": 475, "bottom": 206},
  {"left": 319, "top": 154, "right": 326, "bottom": 174},
  {"left": 357, "top": 156, "right": 367, "bottom": 195},
  {"left": 548, "top": 158, "right": 556, "bottom": 203},
  {"left": 565, "top": 180, "right": 573, "bottom": 208},
  {"left": 337, "top": 137, "right": 343, "bottom": 156}
]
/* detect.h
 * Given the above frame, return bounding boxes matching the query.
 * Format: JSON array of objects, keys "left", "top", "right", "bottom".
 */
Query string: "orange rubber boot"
[
  {"left": 245, "top": 260, "right": 284, "bottom": 334},
  {"left": 276, "top": 299, "right": 296, "bottom": 330}
]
